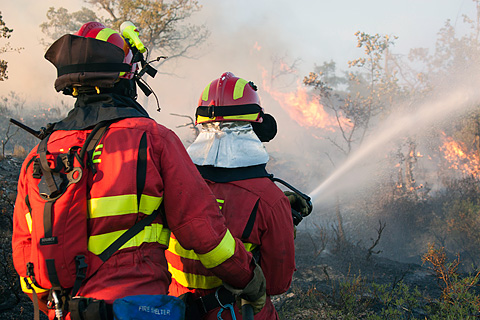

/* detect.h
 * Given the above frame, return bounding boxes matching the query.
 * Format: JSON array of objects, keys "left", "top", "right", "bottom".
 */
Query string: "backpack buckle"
[{"left": 75, "top": 255, "right": 87, "bottom": 281}]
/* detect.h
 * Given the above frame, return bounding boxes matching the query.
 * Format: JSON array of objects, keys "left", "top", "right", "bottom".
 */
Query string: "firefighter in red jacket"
[
  {"left": 167, "top": 72, "right": 311, "bottom": 319},
  {"left": 12, "top": 24, "right": 266, "bottom": 319}
]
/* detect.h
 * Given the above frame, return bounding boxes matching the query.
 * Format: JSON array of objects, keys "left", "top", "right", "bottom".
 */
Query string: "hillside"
[{"left": 0, "top": 156, "right": 458, "bottom": 320}]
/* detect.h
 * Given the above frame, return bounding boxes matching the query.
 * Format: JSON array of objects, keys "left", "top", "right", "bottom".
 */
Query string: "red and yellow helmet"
[
  {"left": 196, "top": 72, "right": 263, "bottom": 124},
  {"left": 75, "top": 22, "right": 137, "bottom": 79}
]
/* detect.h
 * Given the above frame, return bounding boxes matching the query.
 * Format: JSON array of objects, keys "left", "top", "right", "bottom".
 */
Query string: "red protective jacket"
[
  {"left": 12, "top": 117, "right": 256, "bottom": 318},
  {"left": 167, "top": 173, "right": 296, "bottom": 320}
]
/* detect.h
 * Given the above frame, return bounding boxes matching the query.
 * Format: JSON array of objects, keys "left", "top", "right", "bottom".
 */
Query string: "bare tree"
[
  {"left": 1, "top": 123, "right": 19, "bottom": 159},
  {"left": 170, "top": 113, "right": 199, "bottom": 138},
  {"left": 366, "top": 220, "right": 386, "bottom": 260},
  {"left": 40, "top": 0, "right": 209, "bottom": 66}
]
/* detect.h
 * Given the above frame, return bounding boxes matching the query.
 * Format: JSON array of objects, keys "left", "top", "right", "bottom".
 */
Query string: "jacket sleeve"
[
  {"left": 258, "top": 195, "right": 296, "bottom": 295},
  {"left": 154, "top": 129, "right": 255, "bottom": 289}
]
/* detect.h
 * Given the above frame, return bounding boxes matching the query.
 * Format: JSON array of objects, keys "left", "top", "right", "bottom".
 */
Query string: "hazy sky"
[{"left": 0, "top": 0, "right": 475, "bottom": 130}]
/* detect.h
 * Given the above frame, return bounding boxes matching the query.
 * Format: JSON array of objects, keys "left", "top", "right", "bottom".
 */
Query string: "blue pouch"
[{"left": 113, "top": 294, "right": 185, "bottom": 320}]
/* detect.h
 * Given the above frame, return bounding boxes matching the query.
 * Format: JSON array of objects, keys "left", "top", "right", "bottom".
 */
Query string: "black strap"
[
  {"left": 25, "top": 195, "right": 32, "bottom": 213},
  {"left": 38, "top": 135, "right": 59, "bottom": 197},
  {"left": 25, "top": 155, "right": 37, "bottom": 173},
  {"left": 137, "top": 132, "right": 148, "bottom": 211},
  {"left": 43, "top": 201, "right": 54, "bottom": 239},
  {"left": 98, "top": 131, "right": 159, "bottom": 263},
  {"left": 57, "top": 63, "right": 131, "bottom": 77},
  {"left": 98, "top": 208, "right": 159, "bottom": 263},
  {"left": 196, "top": 104, "right": 261, "bottom": 118},
  {"left": 46, "top": 259, "right": 61, "bottom": 289},
  {"left": 196, "top": 164, "right": 270, "bottom": 183},
  {"left": 242, "top": 200, "right": 259, "bottom": 239},
  {"left": 79, "top": 121, "right": 112, "bottom": 164},
  {"left": 71, "top": 255, "right": 88, "bottom": 297},
  {"left": 24, "top": 278, "right": 40, "bottom": 320},
  {"left": 190, "top": 287, "right": 236, "bottom": 318}
]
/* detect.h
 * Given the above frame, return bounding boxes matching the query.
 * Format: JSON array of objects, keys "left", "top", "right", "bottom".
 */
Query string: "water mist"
[{"left": 308, "top": 84, "right": 480, "bottom": 206}]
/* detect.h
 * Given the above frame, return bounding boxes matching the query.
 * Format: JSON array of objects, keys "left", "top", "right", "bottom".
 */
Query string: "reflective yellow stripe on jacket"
[
  {"left": 168, "top": 234, "right": 257, "bottom": 290},
  {"left": 88, "top": 194, "right": 162, "bottom": 218},
  {"left": 87, "top": 194, "right": 170, "bottom": 255}
]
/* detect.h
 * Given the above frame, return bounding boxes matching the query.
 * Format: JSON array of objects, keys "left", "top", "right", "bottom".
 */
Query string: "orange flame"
[
  {"left": 440, "top": 134, "right": 480, "bottom": 177},
  {"left": 261, "top": 69, "right": 348, "bottom": 131}
]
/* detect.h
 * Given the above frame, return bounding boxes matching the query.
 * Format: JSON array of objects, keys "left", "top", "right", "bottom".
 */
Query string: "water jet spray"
[{"left": 308, "top": 85, "right": 479, "bottom": 205}]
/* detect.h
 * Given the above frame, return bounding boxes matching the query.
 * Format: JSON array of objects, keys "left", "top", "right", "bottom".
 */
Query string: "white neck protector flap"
[{"left": 187, "top": 122, "right": 269, "bottom": 168}]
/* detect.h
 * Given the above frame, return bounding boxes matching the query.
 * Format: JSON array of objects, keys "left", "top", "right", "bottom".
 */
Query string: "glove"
[
  {"left": 284, "top": 191, "right": 313, "bottom": 217},
  {"left": 223, "top": 262, "right": 267, "bottom": 314}
]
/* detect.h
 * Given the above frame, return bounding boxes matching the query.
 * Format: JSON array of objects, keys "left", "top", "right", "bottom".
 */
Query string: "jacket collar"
[{"left": 53, "top": 93, "right": 149, "bottom": 131}]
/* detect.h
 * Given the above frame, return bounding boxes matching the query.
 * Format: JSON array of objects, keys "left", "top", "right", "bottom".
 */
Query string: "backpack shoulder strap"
[
  {"left": 98, "top": 131, "right": 162, "bottom": 262},
  {"left": 241, "top": 199, "right": 260, "bottom": 240}
]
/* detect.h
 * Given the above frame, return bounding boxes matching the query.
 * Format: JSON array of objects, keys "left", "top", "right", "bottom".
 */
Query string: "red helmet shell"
[
  {"left": 197, "top": 72, "right": 263, "bottom": 124},
  {"left": 75, "top": 22, "right": 136, "bottom": 79}
]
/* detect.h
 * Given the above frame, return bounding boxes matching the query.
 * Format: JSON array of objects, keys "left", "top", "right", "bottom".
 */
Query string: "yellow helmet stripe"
[
  {"left": 223, "top": 113, "right": 260, "bottom": 121},
  {"left": 202, "top": 83, "right": 211, "bottom": 102},
  {"left": 233, "top": 78, "right": 248, "bottom": 100},
  {"left": 196, "top": 113, "right": 260, "bottom": 124},
  {"left": 95, "top": 28, "right": 117, "bottom": 42}
]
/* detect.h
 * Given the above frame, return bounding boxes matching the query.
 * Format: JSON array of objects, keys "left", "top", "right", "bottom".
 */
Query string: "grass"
[{"left": 277, "top": 245, "right": 480, "bottom": 319}]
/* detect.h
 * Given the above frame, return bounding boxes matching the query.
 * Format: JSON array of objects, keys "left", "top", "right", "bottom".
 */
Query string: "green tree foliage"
[
  {"left": 40, "top": 0, "right": 209, "bottom": 63},
  {"left": 0, "top": 12, "right": 23, "bottom": 81}
]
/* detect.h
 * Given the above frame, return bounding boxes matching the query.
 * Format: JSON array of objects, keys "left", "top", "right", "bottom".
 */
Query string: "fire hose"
[{"left": 270, "top": 175, "right": 313, "bottom": 225}]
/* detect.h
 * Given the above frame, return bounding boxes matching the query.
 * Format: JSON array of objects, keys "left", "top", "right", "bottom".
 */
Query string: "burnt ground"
[
  {"left": 272, "top": 232, "right": 442, "bottom": 319},
  {"left": 0, "top": 156, "right": 441, "bottom": 320}
]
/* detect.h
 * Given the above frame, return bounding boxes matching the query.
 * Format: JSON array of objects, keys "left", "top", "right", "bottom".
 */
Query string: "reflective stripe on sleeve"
[
  {"left": 168, "top": 262, "right": 222, "bottom": 290},
  {"left": 88, "top": 194, "right": 163, "bottom": 218},
  {"left": 197, "top": 230, "right": 236, "bottom": 269},
  {"left": 167, "top": 239, "right": 257, "bottom": 289},
  {"left": 167, "top": 237, "right": 200, "bottom": 260},
  {"left": 168, "top": 237, "right": 256, "bottom": 260},
  {"left": 88, "top": 223, "right": 170, "bottom": 255}
]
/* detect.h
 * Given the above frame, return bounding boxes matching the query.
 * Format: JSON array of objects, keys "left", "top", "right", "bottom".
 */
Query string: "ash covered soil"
[
  {"left": 0, "top": 156, "right": 440, "bottom": 320},
  {"left": 272, "top": 232, "right": 441, "bottom": 318}
]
